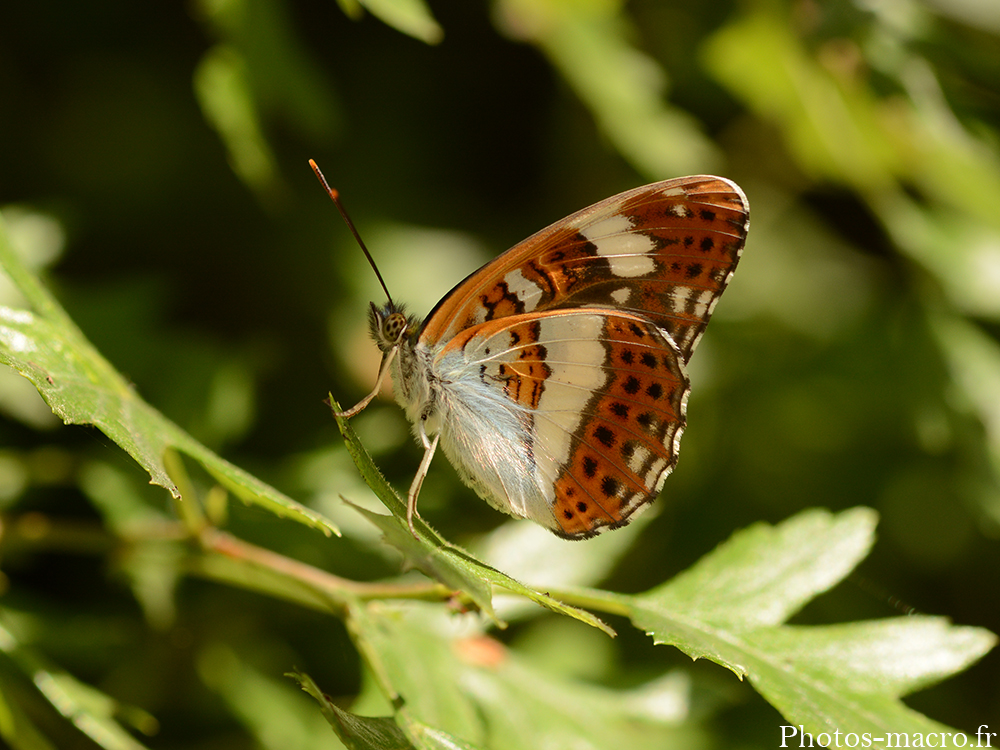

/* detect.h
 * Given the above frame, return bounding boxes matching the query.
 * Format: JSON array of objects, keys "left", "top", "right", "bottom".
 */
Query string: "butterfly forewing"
[{"left": 419, "top": 176, "right": 749, "bottom": 363}]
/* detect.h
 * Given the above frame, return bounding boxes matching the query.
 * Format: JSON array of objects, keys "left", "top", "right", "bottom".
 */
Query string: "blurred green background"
[{"left": 2, "top": 0, "right": 999, "bottom": 746}]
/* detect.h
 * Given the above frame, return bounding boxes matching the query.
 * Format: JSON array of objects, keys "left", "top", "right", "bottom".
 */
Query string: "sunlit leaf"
[{"left": 588, "top": 509, "right": 996, "bottom": 741}]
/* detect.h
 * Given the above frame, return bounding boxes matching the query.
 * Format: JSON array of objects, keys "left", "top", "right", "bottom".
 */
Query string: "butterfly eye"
[{"left": 383, "top": 312, "right": 408, "bottom": 343}]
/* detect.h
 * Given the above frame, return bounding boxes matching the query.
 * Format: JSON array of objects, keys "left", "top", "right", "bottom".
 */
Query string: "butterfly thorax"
[{"left": 368, "top": 300, "right": 439, "bottom": 430}]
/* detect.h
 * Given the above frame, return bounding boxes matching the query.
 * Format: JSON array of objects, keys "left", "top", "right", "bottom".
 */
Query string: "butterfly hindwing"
[{"left": 439, "top": 308, "right": 689, "bottom": 538}]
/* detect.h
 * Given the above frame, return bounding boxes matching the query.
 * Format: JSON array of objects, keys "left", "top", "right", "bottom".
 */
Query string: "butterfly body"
[{"left": 362, "top": 176, "right": 749, "bottom": 540}]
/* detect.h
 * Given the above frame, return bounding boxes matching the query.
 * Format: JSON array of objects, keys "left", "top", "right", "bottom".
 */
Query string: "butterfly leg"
[
  {"left": 333, "top": 345, "right": 399, "bottom": 418},
  {"left": 406, "top": 422, "right": 440, "bottom": 537}
]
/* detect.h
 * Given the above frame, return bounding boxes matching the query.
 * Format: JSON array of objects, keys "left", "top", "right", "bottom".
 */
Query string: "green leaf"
[
  {"left": 704, "top": 5, "right": 1000, "bottom": 318},
  {"left": 469, "top": 511, "right": 651, "bottom": 622},
  {"left": 496, "top": 0, "right": 718, "bottom": 177},
  {"left": 332, "top": 400, "right": 613, "bottom": 634},
  {"left": 346, "top": 502, "right": 494, "bottom": 616},
  {"left": 343, "top": 602, "right": 707, "bottom": 750},
  {"left": 354, "top": 0, "right": 443, "bottom": 45},
  {"left": 744, "top": 619, "right": 996, "bottom": 737},
  {"left": 291, "top": 670, "right": 417, "bottom": 750},
  {"left": 194, "top": 46, "right": 281, "bottom": 199},
  {"left": 0, "top": 211, "right": 339, "bottom": 538},
  {"left": 194, "top": 0, "right": 342, "bottom": 199},
  {"left": 0, "top": 617, "right": 155, "bottom": 750},
  {"left": 399, "top": 717, "right": 484, "bottom": 750},
  {"left": 931, "top": 313, "right": 1000, "bottom": 526},
  {"left": 198, "top": 648, "right": 345, "bottom": 750},
  {"left": 704, "top": 11, "right": 899, "bottom": 189},
  {"left": 295, "top": 665, "right": 496, "bottom": 749},
  {"left": 593, "top": 509, "right": 996, "bottom": 742},
  {"left": 635, "top": 507, "right": 878, "bottom": 637},
  {"left": 0, "top": 680, "right": 56, "bottom": 750}
]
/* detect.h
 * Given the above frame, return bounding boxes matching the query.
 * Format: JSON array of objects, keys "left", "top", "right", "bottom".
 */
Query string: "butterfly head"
[{"left": 369, "top": 300, "right": 419, "bottom": 352}]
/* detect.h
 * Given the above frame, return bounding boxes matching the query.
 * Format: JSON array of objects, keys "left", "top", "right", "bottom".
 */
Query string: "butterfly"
[{"left": 315, "top": 162, "right": 749, "bottom": 540}]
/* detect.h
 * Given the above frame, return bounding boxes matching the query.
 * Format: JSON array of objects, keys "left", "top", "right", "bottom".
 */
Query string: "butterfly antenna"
[{"left": 309, "top": 159, "right": 393, "bottom": 304}]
